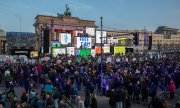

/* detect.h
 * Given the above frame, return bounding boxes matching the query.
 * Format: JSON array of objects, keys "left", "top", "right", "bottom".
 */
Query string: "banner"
[
  {"left": 80, "top": 49, "right": 91, "bottom": 58},
  {"left": 60, "top": 33, "right": 71, "bottom": 44},
  {"left": 73, "top": 30, "right": 83, "bottom": 36},
  {"left": 67, "top": 47, "right": 75, "bottom": 55},
  {"left": 96, "top": 31, "right": 107, "bottom": 43},
  {"left": 30, "top": 51, "right": 38, "bottom": 58},
  {"left": 103, "top": 46, "right": 110, "bottom": 53},
  {"left": 76, "top": 37, "right": 91, "bottom": 48},
  {"left": 52, "top": 48, "right": 66, "bottom": 57},
  {"left": 51, "top": 41, "right": 61, "bottom": 48},
  {"left": 107, "top": 37, "right": 118, "bottom": 44},
  {"left": 75, "top": 50, "right": 80, "bottom": 55},
  {"left": 95, "top": 46, "right": 103, "bottom": 54},
  {"left": 41, "top": 57, "right": 50, "bottom": 61},
  {"left": 95, "top": 46, "right": 110, "bottom": 54},
  {"left": 114, "top": 46, "right": 125, "bottom": 55},
  {"left": 91, "top": 49, "right": 95, "bottom": 57},
  {"left": 86, "top": 27, "right": 95, "bottom": 36},
  {"left": 104, "top": 44, "right": 110, "bottom": 47},
  {"left": 107, "top": 37, "right": 113, "bottom": 44}
]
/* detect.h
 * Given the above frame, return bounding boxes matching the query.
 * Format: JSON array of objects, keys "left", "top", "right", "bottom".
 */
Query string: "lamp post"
[
  {"left": 157, "top": 41, "right": 161, "bottom": 58},
  {"left": 100, "top": 17, "right": 103, "bottom": 89}
]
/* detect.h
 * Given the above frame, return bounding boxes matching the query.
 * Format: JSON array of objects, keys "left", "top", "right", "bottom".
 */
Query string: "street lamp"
[
  {"left": 100, "top": 17, "right": 103, "bottom": 89},
  {"left": 157, "top": 41, "right": 161, "bottom": 56}
]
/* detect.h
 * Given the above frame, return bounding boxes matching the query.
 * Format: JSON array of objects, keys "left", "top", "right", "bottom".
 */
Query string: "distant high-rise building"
[{"left": 0, "top": 28, "right": 7, "bottom": 54}]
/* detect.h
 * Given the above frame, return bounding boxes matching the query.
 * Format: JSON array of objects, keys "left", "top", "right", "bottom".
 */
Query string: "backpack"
[{"left": 151, "top": 97, "right": 161, "bottom": 108}]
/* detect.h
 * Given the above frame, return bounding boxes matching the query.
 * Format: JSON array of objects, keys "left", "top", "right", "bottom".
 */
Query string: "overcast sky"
[{"left": 0, "top": 0, "right": 180, "bottom": 32}]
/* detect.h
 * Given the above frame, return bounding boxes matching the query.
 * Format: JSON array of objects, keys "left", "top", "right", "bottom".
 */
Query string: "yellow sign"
[
  {"left": 117, "top": 38, "right": 128, "bottom": 46},
  {"left": 30, "top": 51, "right": 38, "bottom": 58},
  {"left": 117, "top": 38, "right": 128, "bottom": 40},
  {"left": 114, "top": 46, "right": 125, "bottom": 55}
]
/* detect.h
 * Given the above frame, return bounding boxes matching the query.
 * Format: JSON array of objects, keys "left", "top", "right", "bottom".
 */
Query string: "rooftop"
[{"left": 0, "top": 28, "right": 6, "bottom": 36}]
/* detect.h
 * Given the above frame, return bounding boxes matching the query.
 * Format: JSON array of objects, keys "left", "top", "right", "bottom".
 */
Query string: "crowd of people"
[{"left": 0, "top": 52, "right": 180, "bottom": 108}]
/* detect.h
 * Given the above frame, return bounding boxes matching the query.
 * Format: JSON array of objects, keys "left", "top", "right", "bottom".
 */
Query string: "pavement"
[
  {"left": 77, "top": 88, "right": 180, "bottom": 108},
  {"left": 0, "top": 84, "right": 180, "bottom": 108}
]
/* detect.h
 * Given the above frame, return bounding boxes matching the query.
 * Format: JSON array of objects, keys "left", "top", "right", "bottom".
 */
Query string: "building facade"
[
  {"left": 106, "top": 26, "right": 180, "bottom": 52},
  {"left": 33, "top": 11, "right": 180, "bottom": 54},
  {"left": 106, "top": 30, "right": 151, "bottom": 51},
  {"left": 0, "top": 29, "right": 7, "bottom": 54},
  {"left": 152, "top": 26, "right": 180, "bottom": 51},
  {"left": 34, "top": 15, "right": 97, "bottom": 52}
]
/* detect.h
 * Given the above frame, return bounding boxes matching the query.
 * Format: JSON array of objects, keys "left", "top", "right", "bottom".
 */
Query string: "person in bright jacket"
[
  {"left": 169, "top": 81, "right": 176, "bottom": 99},
  {"left": 45, "top": 80, "right": 53, "bottom": 95}
]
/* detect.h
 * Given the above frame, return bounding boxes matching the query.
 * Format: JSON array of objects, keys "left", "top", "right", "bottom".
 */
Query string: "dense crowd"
[{"left": 0, "top": 52, "right": 180, "bottom": 108}]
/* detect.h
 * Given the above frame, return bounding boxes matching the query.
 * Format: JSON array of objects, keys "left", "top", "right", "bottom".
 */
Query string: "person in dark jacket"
[
  {"left": 109, "top": 89, "right": 116, "bottom": 108},
  {"left": 41, "top": 88, "right": 46, "bottom": 100},
  {"left": 84, "top": 92, "right": 91, "bottom": 108},
  {"left": 141, "top": 83, "right": 148, "bottom": 106},
  {"left": 21, "top": 91, "right": 28, "bottom": 103},
  {"left": 65, "top": 81, "right": 71, "bottom": 100},
  {"left": 70, "top": 85, "right": 78, "bottom": 104},
  {"left": 133, "top": 82, "right": 140, "bottom": 104},
  {"left": 91, "top": 93, "right": 97, "bottom": 108},
  {"left": 53, "top": 87, "right": 59, "bottom": 108},
  {"left": 36, "top": 96, "right": 45, "bottom": 108},
  {"left": 45, "top": 93, "right": 53, "bottom": 107},
  {"left": 11, "top": 95, "right": 18, "bottom": 108},
  {"left": 175, "top": 101, "right": 180, "bottom": 108},
  {"left": 124, "top": 95, "right": 131, "bottom": 108},
  {"left": 127, "top": 82, "right": 133, "bottom": 101},
  {"left": 115, "top": 91, "right": 123, "bottom": 108},
  {"left": 24, "top": 78, "right": 30, "bottom": 93}
]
